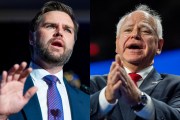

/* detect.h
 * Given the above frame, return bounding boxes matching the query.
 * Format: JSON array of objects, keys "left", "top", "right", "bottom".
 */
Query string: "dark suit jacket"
[
  {"left": 90, "top": 68, "right": 180, "bottom": 120},
  {"left": 9, "top": 76, "right": 90, "bottom": 120}
]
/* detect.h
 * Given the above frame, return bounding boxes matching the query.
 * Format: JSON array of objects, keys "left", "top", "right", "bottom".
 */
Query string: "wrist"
[
  {"left": 131, "top": 92, "right": 147, "bottom": 112},
  {"left": 105, "top": 88, "right": 116, "bottom": 103}
]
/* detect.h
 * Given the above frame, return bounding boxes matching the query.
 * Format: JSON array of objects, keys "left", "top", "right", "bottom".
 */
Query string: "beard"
[{"left": 35, "top": 39, "right": 73, "bottom": 66}]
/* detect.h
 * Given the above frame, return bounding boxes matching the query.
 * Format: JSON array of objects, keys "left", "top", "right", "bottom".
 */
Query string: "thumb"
[
  {"left": 24, "top": 87, "right": 38, "bottom": 103},
  {"left": 115, "top": 54, "right": 123, "bottom": 67}
]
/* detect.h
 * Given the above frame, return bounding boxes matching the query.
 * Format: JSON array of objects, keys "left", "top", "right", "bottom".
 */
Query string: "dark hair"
[{"left": 29, "top": 1, "right": 79, "bottom": 40}]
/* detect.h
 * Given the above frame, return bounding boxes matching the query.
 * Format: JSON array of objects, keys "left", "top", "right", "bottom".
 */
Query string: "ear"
[
  {"left": 115, "top": 38, "right": 120, "bottom": 53},
  {"left": 29, "top": 31, "right": 35, "bottom": 45},
  {"left": 156, "top": 39, "right": 164, "bottom": 55}
]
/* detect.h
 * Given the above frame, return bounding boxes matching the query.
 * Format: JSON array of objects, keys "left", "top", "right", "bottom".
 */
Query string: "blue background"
[{"left": 90, "top": 49, "right": 180, "bottom": 75}]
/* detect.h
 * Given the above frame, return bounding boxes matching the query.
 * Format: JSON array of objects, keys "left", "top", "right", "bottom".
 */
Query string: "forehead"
[
  {"left": 40, "top": 11, "right": 74, "bottom": 28},
  {"left": 122, "top": 11, "right": 156, "bottom": 28}
]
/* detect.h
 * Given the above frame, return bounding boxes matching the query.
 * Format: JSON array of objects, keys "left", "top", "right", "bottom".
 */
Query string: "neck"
[
  {"left": 33, "top": 59, "right": 63, "bottom": 74},
  {"left": 123, "top": 61, "right": 153, "bottom": 73}
]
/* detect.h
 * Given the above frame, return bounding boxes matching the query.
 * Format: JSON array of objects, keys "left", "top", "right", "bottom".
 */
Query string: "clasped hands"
[
  {"left": 0, "top": 62, "right": 37, "bottom": 119},
  {"left": 105, "top": 54, "right": 141, "bottom": 106}
]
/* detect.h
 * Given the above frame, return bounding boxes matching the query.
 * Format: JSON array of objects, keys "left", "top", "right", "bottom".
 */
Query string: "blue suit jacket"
[
  {"left": 9, "top": 76, "right": 90, "bottom": 120},
  {"left": 90, "top": 68, "right": 180, "bottom": 120}
]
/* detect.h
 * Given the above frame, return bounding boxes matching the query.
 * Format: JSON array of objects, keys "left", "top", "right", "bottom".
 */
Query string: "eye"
[
  {"left": 124, "top": 28, "right": 132, "bottom": 32},
  {"left": 64, "top": 26, "right": 73, "bottom": 33},
  {"left": 45, "top": 24, "right": 56, "bottom": 29},
  {"left": 64, "top": 27, "right": 72, "bottom": 33},
  {"left": 140, "top": 27, "right": 152, "bottom": 35},
  {"left": 141, "top": 29, "right": 152, "bottom": 34}
]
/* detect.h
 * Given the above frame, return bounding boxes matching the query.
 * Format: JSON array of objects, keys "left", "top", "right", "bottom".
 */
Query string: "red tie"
[{"left": 128, "top": 73, "right": 142, "bottom": 86}]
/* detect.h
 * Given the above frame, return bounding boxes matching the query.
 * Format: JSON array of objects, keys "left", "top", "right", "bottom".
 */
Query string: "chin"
[{"left": 126, "top": 57, "right": 143, "bottom": 63}]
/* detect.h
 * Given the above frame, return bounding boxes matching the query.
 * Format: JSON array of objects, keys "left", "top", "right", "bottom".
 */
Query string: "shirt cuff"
[
  {"left": 135, "top": 93, "right": 155, "bottom": 120},
  {"left": 99, "top": 86, "right": 118, "bottom": 116}
]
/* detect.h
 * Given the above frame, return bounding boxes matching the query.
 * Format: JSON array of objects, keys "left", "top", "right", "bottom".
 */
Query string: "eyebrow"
[
  {"left": 63, "top": 24, "right": 74, "bottom": 31},
  {"left": 123, "top": 22, "right": 154, "bottom": 30},
  {"left": 41, "top": 22, "right": 74, "bottom": 30},
  {"left": 139, "top": 23, "right": 155, "bottom": 31}
]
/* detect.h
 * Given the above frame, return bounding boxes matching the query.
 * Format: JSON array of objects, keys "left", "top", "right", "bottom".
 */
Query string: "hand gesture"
[
  {"left": 105, "top": 54, "right": 123, "bottom": 103},
  {"left": 105, "top": 54, "right": 141, "bottom": 105},
  {"left": 0, "top": 62, "right": 37, "bottom": 117}
]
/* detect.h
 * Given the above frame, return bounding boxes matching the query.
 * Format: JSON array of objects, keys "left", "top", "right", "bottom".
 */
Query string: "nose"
[
  {"left": 54, "top": 27, "right": 63, "bottom": 37},
  {"left": 130, "top": 29, "right": 141, "bottom": 40}
]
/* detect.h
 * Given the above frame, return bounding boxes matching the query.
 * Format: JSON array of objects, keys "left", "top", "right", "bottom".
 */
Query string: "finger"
[
  {"left": 119, "top": 86, "right": 127, "bottom": 96},
  {"left": 7, "top": 75, "right": 13, "bottom": 82},
  {"left": 109, "top": 62, "right": 117, "bottom": 72},
  {"left": 108, "top": 65, "right": 121, "bottom": 84},
  {"left": 113, "top": 80, "right": 122, "bottom": 90},
  {"left": 18, "top": 68, "right": 32, "bottom": 83},
  {"left": 115, "top": 54, "right": 121, "bottom": 64},
  {"left": 109, "top": 71, "right": 120, "bottom": 85},
  {"left": 18, "top": 62, "right": 28, "bottom": 72},
  {"left": 12, "top": 62, "right": 28, "bottom": 81},
  {"left": 119, "top": 68, "right": 132, "bottom": 85},
  {"left": 1, "top": 71, "right": 7, "bottom": 87},
  {"left": 118, "top": 72, "right": 128, "bottom": 86},
  {"left": 115, "top": 54, "right": 124, "bottom": 68},
  {"left": 23, "top": 86, "right": 38, "bottom": 103},
  {"left": 8, "top": 64, "right": 19, "bottom": 76}
]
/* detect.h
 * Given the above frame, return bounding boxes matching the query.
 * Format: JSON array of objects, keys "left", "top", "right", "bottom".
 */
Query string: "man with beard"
[
  {"left": 90, "top": 4, "right": 180, "bottom": 120},
  {"left": 0, "top": 1, "right": 89, "bottom": 120}
]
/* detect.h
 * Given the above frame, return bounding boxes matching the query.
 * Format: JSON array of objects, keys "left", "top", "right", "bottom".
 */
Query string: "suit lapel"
[
  {"left": 63, "top": 77, "right": 79, "bottom": 120},
  {"left": 23, "top": 76, "right": 43, "bottom": 120},
  {"left": 139, "top": 68, "right": 162, "bottom": 95}
]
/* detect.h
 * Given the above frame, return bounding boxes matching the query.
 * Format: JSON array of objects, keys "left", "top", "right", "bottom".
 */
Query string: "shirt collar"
[
  {"left": 29, "top": 61, "right": 65, "bottom": 86},
  {"left": 124, "top": 65, "right": 153, "bottom": 80}
]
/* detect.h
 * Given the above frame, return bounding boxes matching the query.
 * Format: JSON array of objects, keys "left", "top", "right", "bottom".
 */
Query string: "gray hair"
[{"left": 116, "top": 4, "right": 163, "bottom": 39}]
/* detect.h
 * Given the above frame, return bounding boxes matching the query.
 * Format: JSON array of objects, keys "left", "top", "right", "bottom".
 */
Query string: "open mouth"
[
  {"left": 127, "top": 43, "right": 143, "bottom": 49},
  {"left": 51, "top": 41, "right": 63, "bottom": 48}
]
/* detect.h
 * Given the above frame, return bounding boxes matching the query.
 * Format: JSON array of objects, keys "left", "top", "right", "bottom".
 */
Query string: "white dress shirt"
[
  {"left": 29, "top": 62, "right": 72, "bottom": 120},
  {"left": 99, "top": 65, "right": 155, "bottom": 120}
]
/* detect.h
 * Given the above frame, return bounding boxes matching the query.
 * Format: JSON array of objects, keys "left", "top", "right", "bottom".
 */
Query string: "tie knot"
[
  {"left": 128, "top": 73, "right": 142, "bottom": 85},
  {"left": 43, "top": 75, "right": 59, "bottom": 86}
]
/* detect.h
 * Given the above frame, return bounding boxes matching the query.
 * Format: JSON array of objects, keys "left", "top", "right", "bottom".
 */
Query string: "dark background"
[
  {"left": 0, "top": 0, "right": 90, "bottom": 87},
  {"left": 91, "top": 0, "right": 180, "bottom": 62},
  {"left": 1, "top": 0, "right": 180, "bottom": 87}
]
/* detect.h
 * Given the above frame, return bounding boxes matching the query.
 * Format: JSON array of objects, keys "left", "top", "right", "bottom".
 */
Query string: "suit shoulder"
[
  {"left": 90, "top": 74, "right": 108, "bottom": 94},
  {"left": 160, "top": 73, "right": 180, "bottom": 87},
  {"left": 161, "top": 73, "right": 180, "bottom": 80},
  {"left": 90, "top": 74, "right": 108, "bottom": 82},
  {"left": 69, "top": 84, "right": 89, "bottom": 97}
]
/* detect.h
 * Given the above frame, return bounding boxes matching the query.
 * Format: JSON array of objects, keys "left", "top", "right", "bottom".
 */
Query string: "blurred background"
[
  {"left": 91, "top": 0, "right": 180, "bottom": 75},
  {"left": 0, "top": 0, "right": 90, "bottom": 91}
]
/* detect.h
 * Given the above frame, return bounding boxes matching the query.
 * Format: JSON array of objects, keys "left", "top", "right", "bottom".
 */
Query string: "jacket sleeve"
[
  {"left": 90, "top": 75, "right": 107, "bottom": 120},
  {"left": 150, "top": 74, "right": 180, "bottom": 120}
]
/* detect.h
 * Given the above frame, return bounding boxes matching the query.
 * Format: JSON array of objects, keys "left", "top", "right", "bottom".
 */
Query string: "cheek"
[
  {"left": 39, "top": 33, "right": 51, "bottom": 44},
  {"left": 144, "top": 37, "right": 158, "bottom": 54},
  {"left": 65, "top": 39, "right": 75, "bottom": 49},
  {"left": 146, "top": 37, "right": 157, "bottom": 48},
  {"left": 119, "top": 36, "right": 128, "bottom": 50}
]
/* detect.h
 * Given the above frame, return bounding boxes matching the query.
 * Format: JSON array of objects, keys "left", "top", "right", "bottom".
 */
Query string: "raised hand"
[
  {"left": 105, "top": 54, "right": 123, "bottom": 103},
  {"left": 0, "top": 62, "right": 37, "bottom": 118},
  {"left": 105, "top": 54, "right": 141, "bottom": 105}
]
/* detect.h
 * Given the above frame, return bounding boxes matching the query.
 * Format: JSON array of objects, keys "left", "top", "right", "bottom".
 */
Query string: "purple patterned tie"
[{"left": 44, "top": 75, "right": 64, "bottom": 120}]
